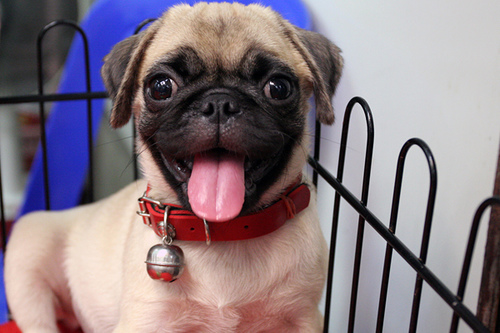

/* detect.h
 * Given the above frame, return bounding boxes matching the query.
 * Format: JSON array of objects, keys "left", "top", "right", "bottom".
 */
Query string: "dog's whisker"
[
  {"left": 94, "top": 135, "right": 135, "bottom": 148},
  {"left": 303, "top": 132, "right": 341, "bottom": 145}
]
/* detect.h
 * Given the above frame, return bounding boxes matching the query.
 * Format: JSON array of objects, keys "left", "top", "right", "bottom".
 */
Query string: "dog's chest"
[
  {"left": 151, "top": 240, "right": 305, "bottom": 330},
  {"left": 184, "top": 240, "right": 291, "bottom": 303},
  {"left": 146, "top": 280, "right": 302, "bottom": 332},
  {"left": 158, "top": 299, "right": 298, "bottom": 332},
  {"left": 138, "top": 296, "right": 300, "bottom": 333}
]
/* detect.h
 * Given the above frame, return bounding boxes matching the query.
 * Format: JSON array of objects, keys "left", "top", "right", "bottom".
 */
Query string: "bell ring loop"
[
  {"left": 157, "top": 206, "right": 176, "bottom": 241},
  {"left": 162, "top": 235, "right": 173, "bottom": 246}
]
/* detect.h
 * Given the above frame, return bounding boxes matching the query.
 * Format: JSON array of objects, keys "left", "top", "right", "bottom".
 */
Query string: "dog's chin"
[{"left": 158, "top": 146, "right": 283, "bottom": 217}]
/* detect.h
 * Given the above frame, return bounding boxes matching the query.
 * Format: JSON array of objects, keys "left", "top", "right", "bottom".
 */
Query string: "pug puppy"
[{"left": 5, "top": 3, "right": 342, "bottom": 332}]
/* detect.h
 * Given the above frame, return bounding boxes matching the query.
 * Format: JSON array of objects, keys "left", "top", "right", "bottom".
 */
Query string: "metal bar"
[
  {"left": 308, "top": 156, "right": 490, "bottom": 333},
  {"left": 376, "top": 139, "right": 414, "bottom": 333},
  {"left": 322, "top": 121, "right": 339, "bottom": 332},
  {"left": 408, "top": 140, "right": 438, "bottom": 333},
  {"left": 37, "top": 22, "right": 53, "bottom": 210},
  {"left": 376, "top": 241, "right": 394, "bottom": 333},
  {"left": 450, "top": 197, "right": 500, "bottom": 332},
  {"left": 375, "top": 138, "right": 438, "bottom": 333},
  {"left": 49, "top": 21, "right": 94, "bottom": 203},
  {"left": 313, "top": 119, "right": 321, "bottom": 187},
  {"left": 0, "top": 92, "right": 108, "bottom": 106},
  {"left": 36, "top": 21, "right": 101, "bottom": 205},
  {"left": 345, "top": 97, "right": 375, "bottom": 333},
  {"left": 0, "top": 154, "right": 6, "bottom": 253},
  {"left": 80, "top": 21, "right": 95, "bottom": 204},
  {"left": 132, "top": 115, "right": 139, "bottom": 180},
  {"left": 134, "top": 18, "right": 156, "bottom": 34},
  {"left": 323, "top": 96, "right": 373, "bottom": 332},
  {"left": 131, "top": 19, "right": 156, "bottom": 180}
]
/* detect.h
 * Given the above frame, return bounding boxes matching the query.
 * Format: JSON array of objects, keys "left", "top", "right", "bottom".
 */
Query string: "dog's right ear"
[
  {"left": 293, "top": 28, "right": 343, "bottom": 125},
  {"left": 101, "top": 22, "right": 160, "bottom": 128},
  {"left": 275, "top": 18, "right": 343, "bottom": 126}
]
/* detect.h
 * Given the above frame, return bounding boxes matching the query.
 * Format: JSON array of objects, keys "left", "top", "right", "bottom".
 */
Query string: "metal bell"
[{"left": 145, "top": 243, "right": 185, "bottom": 282}]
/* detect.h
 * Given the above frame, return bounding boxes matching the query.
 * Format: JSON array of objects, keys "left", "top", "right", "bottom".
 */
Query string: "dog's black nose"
[{"left": 201, "top": 93, "right": 240, "bottom": 123}]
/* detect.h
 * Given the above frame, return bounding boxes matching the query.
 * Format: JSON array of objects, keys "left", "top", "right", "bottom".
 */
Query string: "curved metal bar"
[
  {"left": 450, "top": 196, "right": 500, "bottom": 332},
  {"left": 313, "top": 119, "right": 322, "bottom": 187},
  {"left": 407, "top": 139, "right": 438, "bottom": 333},
  {"left": 376, "top": 138, "right": 438, "bottom": 333},
  {"left": 320, "top": 96, "right": 375, "bottom": 333},
  {"left": 134, "top": 18, "right": 157, "bottom": 35},
  {"left": 0, "top": 92, "right": 108, "bottom": 105},
  {"left": 344, "top": 98, "right": 375, "bottom": 333},
  {"left": 0, "top": 157, "right": 5, "bottom": 253},
  {"left": 130, "top": 18, "right": 157, "bottom": 180},
  {"left": 37, "top": 20, "right": 94, "bottom": 209}
]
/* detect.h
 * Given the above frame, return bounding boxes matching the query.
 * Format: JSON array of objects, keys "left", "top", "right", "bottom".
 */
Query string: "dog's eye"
[
  {"left": 264, "top": 78, "right": 292, "bottom": 100},
  {"left": 147, "top": 76, "right": 177, "bottom": 100}
]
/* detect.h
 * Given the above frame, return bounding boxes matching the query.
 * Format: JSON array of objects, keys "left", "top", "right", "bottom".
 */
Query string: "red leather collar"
[{"left": 137, "top": 180, "right": 310, "bottom": 242}]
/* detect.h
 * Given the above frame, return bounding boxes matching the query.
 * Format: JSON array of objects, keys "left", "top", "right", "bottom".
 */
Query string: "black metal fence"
[{"left": 1, "top": 20, "right": 499, "bottom": 333}]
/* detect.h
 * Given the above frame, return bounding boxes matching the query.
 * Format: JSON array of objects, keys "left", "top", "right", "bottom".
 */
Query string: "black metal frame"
[{"left": 1, "top": 20, "right": 499, "bottom": 332}]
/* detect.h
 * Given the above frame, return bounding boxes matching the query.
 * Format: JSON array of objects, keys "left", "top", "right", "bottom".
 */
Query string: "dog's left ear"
[
  {"left": 101, "top": 21, "right": 161, "bottom": 128},
  {"left": 291, "top": 28, "right": 344, "bottom": 125}
]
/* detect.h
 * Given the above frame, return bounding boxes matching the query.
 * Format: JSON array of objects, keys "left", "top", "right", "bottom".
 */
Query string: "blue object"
[{"left": 0, "top": 253, "right": 7, "bottom": 324}]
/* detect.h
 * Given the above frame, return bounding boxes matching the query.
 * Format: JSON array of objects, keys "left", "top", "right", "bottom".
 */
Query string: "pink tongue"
[{"left": 188, "top": 151, "right": 245, "bottom": 222}]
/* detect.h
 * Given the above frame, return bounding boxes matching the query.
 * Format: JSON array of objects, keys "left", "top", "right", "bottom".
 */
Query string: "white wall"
[{"left": 304, "top": 1, "right": 500, "bottom": 332}]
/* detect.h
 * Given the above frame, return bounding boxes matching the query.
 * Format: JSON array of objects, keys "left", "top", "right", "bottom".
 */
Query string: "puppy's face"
[{"left": 102, "top": 3, "right": 342, "bottom": 222}]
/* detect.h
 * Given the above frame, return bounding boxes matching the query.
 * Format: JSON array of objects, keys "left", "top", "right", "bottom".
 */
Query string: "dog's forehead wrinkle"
[
  {"left": 148, "top": 46, "right": 205, "bottom": 80},
  {"left": 160, "top": 47, "right": 294, "bottom": 84},
  {"left": 185, "top": 3, "right": 273, "bottom": 38},
  {"left": 239, "top": 50, "right": 298, "bottom": 83},
  {"left": 154, "top": 3, "right": 298, "bottom": 63}
]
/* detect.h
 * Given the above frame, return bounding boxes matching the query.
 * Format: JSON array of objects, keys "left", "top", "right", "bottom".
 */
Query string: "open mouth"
[{"left": 160, "top": 148, "right": 280, "bottom": 222}]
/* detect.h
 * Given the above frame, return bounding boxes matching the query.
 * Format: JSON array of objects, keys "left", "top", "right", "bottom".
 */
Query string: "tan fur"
[{"left": 5, "top": 3, "right": 342, "bottom": 332}]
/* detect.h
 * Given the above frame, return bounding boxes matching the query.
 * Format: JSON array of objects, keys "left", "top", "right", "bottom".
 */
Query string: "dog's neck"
[{"left": 137, "top": 179, "right": 310, "bottom": 244}]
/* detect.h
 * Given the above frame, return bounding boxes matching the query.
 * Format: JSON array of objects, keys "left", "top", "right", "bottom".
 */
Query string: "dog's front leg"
[
  {"left": 7, "top": 282, "right": 60, "bottom": 333},
  {"left": 4, "top": 213, "right": 74, "bottom": 333},
  {"left": 110, "top": 296, "right": 213, "bottom": 333}
]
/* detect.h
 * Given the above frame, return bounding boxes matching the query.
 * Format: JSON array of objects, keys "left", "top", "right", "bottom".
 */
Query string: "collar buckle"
[
  {"left": 137, "top": 192, "right": 164, "bottom": 226},
  {"left": 138, "top": 193, "right": 178, "bottom": 242}
]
